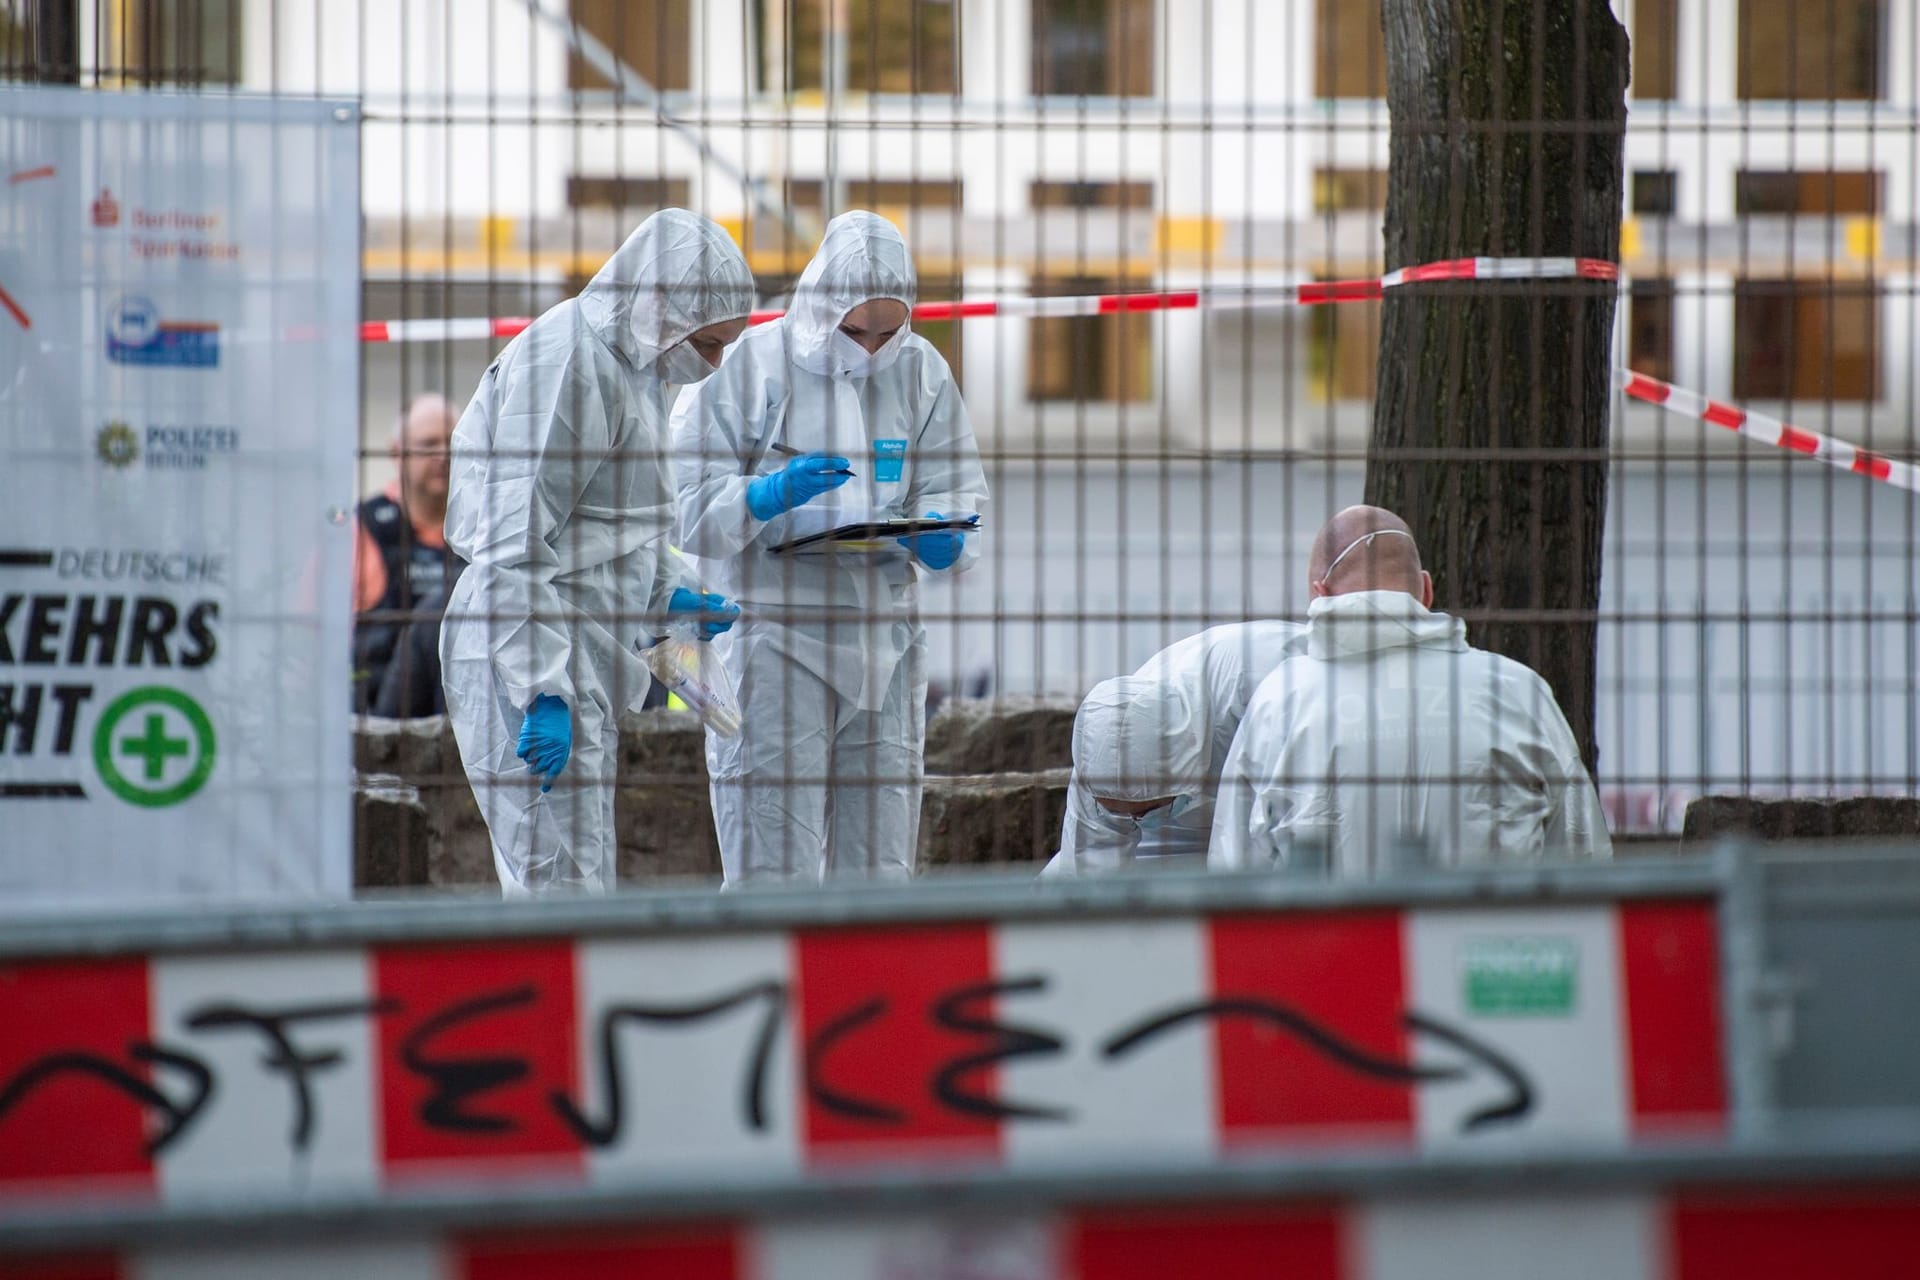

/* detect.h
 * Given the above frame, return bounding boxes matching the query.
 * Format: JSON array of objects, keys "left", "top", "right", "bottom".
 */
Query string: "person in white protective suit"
[
  {"left": 441, "top": 210, "right": 755, "bottom": 895},
  {"left": 1040, "top": 621, "right": 1307, "bottom": 877},
  {"left": 671, "top": 211, "right": 990, "bottom": 883},
  {"left": 1209, "top": 505, "right": 1612, "bottom": 875}
]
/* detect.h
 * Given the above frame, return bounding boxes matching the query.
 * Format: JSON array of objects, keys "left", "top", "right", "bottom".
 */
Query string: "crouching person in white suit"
[{"left": 1210, "top": 505, "right": 1612, "bottom": 875}]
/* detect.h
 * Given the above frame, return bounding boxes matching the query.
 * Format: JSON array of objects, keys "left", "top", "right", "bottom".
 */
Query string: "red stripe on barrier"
[
  {"left": 0, "top": 283, "right": 32, "bottom": 330},
  {"left": 1777, "top": 427, "right": 1822, "bottom": 455},
  {"left": 0, "top": 958, "right": 156, "bottom": 1191},
  {"left": 375, "top": 942, "right": 585, "bottom": 1180},
  {"left": 1209, "top": 912, "right": 1414, "bottom": 1145},
  {"left": 460, "top": 1225, "right": 741, "bottom": 1280},
  {"left": 748, "top": 309, "right": 784, "bottom": 326},
  {"left": 1578, "top": 259, "right": 1620, "bottom": 279},
  {"left": 1854, "top": 451, "right": 1894, "bottom": 481},
  {"left": 1071, "top": 1204, "right": 1346, "bottom": 1280},
  {"left": 1618, "top": 902, "right": 1727, "bottom": 1137},
  {"left": 7, "top": 165, "right": 55, "bottom": 183},
  {"left": 1100, "top": 291, "right": 1201, "bottom": 314},
  {"left": 797, "top": 924, "right": 1000, "bottom": 1166},
  {"left": 913, "top": 300, "right": 1000, "bottom": 320},
  {"left": 1398, "top": 258, "right": 1480, "bottom": 282},
  {"left": 1702, "top": 401, "right": 1747, "bottom": 431},
  {"left": 491, "top": 318, "right": 531, "bottom": 338},
  {"left": 1298, "top": 279, "right": 1385, "bottom": 305},
  {"left": 359, "top": 321, "right": 390, "bottom": 342},
  {"left": 1622, "top": 373, "right": 1673, "bottom": 405},
  {"left": 1670, "top": 1188, "right": 1920, "bottom": 1279}
]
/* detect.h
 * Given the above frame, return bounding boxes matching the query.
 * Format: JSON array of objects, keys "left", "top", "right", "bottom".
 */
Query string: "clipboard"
[{"left": 769, "top": 515, "right": 980, "bottom": 555}]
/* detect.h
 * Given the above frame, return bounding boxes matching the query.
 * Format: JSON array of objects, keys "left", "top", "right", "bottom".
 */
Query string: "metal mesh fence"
[{"left": 6, "top": 0, "right": 1917, "bottom": 889}]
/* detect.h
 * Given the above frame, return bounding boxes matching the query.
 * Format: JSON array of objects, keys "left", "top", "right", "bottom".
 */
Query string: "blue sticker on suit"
[{"left": 873, "top": 438, "right": 907, "bottom": 483}]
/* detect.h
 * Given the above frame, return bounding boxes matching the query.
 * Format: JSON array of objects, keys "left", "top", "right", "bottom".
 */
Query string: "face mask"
[
  {"left": 830, "top": 326, "right": 907, "bottom": 379},
  {"left": 656, "top": 340, "right": 719, "bottom": 385},
  {"left": 1135, "top": 794, "right": 1196, "bottom": 832}
]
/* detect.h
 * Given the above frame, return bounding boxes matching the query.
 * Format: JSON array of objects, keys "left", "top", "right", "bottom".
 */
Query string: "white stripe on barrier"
[{"left": 1616, "top": 368, "right": 1920, "bottom": 495}]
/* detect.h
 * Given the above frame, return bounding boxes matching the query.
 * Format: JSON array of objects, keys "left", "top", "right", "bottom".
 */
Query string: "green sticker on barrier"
[{"left": 1463, "top": 936, "right": 1578, "bottom": 1016}]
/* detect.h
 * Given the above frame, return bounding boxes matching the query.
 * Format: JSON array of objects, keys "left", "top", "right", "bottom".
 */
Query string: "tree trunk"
[
  {"left": 30, "top": 0, "right": 77, "bottom": 84},
  {"left": 1366, "top": 0, "right": 1627, "bottom": 777}
]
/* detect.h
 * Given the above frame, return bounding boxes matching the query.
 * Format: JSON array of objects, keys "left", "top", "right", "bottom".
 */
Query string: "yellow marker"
[
  {"left": 1845, "top": 217, "right": 1881, "bottom": 263},
  {"left": 1156, "top": 216, "right": 1225, "bottom": 257},
  {"left": 479, "top": 216, "right": 516, "bottom": 255}
]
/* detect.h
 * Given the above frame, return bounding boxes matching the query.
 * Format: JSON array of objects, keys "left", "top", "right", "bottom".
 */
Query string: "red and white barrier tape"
[
  {"left": 356, "top": 255, "right": 1619, "bottom": 343},
  {"left": 1617, "top": 369, "right": 1920, "bottom": 494},
  {"left": 355, "top": 254, "right": 1914, "bottom": 495}
]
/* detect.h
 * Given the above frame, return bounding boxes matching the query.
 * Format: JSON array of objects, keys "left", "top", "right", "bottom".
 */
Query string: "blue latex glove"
[
  {"left": 898, "top": 511, "right": 966, "bottom": 571},
  {"left": 746, "top": 454, "right": 853, "bottom": 521},
  {"left": 668, "top": 586, "right": 741, "bottom": 641},
  {"left": 516, "top": 693, "right": 572, "bottom": 793}
]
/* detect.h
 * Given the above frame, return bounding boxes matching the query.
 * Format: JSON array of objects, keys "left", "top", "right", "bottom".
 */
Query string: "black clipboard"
[{"left": 768, "top": 515, "right": 980, "bottom": 555}]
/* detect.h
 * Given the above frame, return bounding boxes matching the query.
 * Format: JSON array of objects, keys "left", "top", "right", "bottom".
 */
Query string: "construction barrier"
[{"left": 9, "top": 848, "right": 1920, "bottom": 1275}]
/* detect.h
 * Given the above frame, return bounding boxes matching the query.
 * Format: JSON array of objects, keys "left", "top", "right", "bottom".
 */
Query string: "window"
[
  {"left": 1735, "top": 170, "right": 1881, "bottom": 216},
  {"left": 1632, "top": 0, "right": 1679, "bottom": 100},
  {"left": 1738, "top": 0, "right": 1880, "bottom": 100},
  {"left": 1631, "top": 170, "right": 1678, "bottom": 215},
  {"left": 565, "top": 177, "right": 692, "bottom": 211},
  {"left": 1313, "top": 168, "right": 1388, "bottom": 214},
  {"left": 777, "top": 0, "right": 957, "bottom": 95},
  {"left": 105, "top": 0, "right": 242, "bottom": 86},
  {"left": 1031, "top": 0, "right": 1154, "bottom": 98},
  {"left": 1306, "top": 285, "right": 1379, "bottom": 402},
  {"left": 1314, "top": 0, "right": 1383, "bottom": 100},
  {"left": 1627, "top": 281, "right": 1675, "bottom": 382},
  {"left": 569, "top": 0, "right": 689, "bottom": 93},
  {"left": 1027, "top": 275, "right": 1152, "bottom": 403},
  {"left": 1029, "top": 180, "right": 1154, "bottom": 211},
  {"left": 1733, "top": 281, "right": 1879, "bottom": 402}
]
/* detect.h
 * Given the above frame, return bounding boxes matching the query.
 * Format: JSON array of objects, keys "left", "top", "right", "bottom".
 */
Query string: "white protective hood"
[
  {"left": 1073, "top": 673, "right": 1205, "bottom": 803},
  {"left": 785, "top": 210, "right": 917, "bottom": 377},
  {"left": 1304, "top": 588, "right": 1468, "bottom": 660},
  {"left": 576, "top": 208, "right": 755, "bottom": 375}
]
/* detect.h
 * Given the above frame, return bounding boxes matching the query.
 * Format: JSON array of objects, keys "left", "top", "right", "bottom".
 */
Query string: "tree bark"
[
  {"left": 1366, "top": 0, "right": 1627, "bottom": 776},
  {"left": 30, "top": 0, "right": 78, "bottom": 84}
]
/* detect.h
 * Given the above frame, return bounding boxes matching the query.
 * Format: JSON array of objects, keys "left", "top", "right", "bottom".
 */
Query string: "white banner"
[{"left": 0, "top": 89, "right": 359, "bottom": 904}]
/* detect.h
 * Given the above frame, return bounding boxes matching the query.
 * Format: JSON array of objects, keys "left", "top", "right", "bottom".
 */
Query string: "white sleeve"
[
  {"left": 451, "top": 349, "right": 611, "bottom": 711},
  {"left": 1540, "top": 705, "right": 1614, "bottom": 861},
  {"left": 1207, "top": 725, "right": 1263, "bottom": 870},
  {"left": 671, "top": 350, "right": 776, "bottom": 560},
  {"left": 903, "top": 364, "right": 990, "bottom": 573}
]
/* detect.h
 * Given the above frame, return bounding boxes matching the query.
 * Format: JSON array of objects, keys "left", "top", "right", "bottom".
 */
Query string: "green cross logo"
[{"left": 92, "top": 686, "right": 217, "bottom": 807}]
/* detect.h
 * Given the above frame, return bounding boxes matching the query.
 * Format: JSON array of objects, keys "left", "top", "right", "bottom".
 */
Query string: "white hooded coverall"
[
  {"left": 441, "top": 210, "right": 755, "bottom": 894},
  {"left": 1042, "top": 621, "right": 1307, "bottom": 876},
  {"left": 1209, "top": 591, "right": 1612, "bottom": 874},
  {"left": 671, "top": 212, "right": 990, "bottom": 883}
]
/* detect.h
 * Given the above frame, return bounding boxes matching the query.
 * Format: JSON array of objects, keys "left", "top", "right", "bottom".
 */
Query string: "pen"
[{"left": 769, "top": 442, "right": 857, "bottom": 476}]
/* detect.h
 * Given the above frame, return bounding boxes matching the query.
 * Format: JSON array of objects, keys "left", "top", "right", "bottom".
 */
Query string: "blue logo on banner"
[
  {"left": 106, "top": 295, "right": 219, "bottom": 368},
  {"left": 873, "top": 438, "right": 907, "bottom": 483}
]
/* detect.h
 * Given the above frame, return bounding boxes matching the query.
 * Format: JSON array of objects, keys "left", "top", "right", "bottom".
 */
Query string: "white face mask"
[
  {"left": 829, "top": 326, "right": 907, "bottom": 379},
  {"left": 656, "top": 339, "right": 719, "bottom": 385}
]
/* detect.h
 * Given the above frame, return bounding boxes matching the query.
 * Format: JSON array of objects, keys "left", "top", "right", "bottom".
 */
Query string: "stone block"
[
  {"left": 923, "top": 697, "right": 1078, "bottom": 776},
  {"left": 1682, "top": 795, "right": 1920, "bottom": 843},
  {"left": 919, "top": 769, "right": 1071, "bottom": 869},
  {"left": 353, "top": 775, "right": 432, "bottom": 888}
]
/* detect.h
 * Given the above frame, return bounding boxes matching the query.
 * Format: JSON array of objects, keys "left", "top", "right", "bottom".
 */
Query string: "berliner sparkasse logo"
[
  {"left": 105, "top": 294, "right": 219, "bottom": 368},
  {"left": 95, "top": 421, "right": 139, "bottom": 468}
]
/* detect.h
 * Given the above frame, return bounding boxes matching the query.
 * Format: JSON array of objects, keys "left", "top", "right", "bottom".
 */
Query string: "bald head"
[
  {"left": 1309, "top": 506, "right": 1432, "bottom": 605},
  {"left": 392, "top": 393, "right": 456, "bottom": 517}
]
